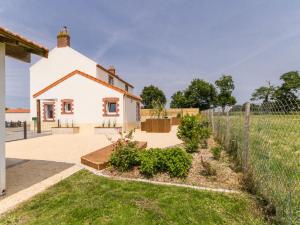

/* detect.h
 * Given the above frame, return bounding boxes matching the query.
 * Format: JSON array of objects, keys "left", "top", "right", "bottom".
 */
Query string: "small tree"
[
  {"left": 140, "top": 85, "right": 166, "bottom": 109},
  {"left": 215, "top": 75, "right": 236, "bottom": 114},
  {"left": 177, "top": 115, "right": 211, "bottom": 153},
  {"left": 170, "top": 91, "right": 187, "bottom": 108},
  {"left": 251, "top": 81, "right": 275, "bottom": 103},
  {"left": 151, "top": 99, "right": 165, "bottom": 118}
]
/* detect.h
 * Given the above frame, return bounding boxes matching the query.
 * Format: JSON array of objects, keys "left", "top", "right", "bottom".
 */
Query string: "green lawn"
[{"left": 0, "top": 170, "right": 266, "bottom": 225}]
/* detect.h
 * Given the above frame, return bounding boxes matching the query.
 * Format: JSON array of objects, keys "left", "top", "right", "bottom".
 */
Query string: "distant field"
[{"left": 214, "top": 113, "right": 300, "bottom": 224}]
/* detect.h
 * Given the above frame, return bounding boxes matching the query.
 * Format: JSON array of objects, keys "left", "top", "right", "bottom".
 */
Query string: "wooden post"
[
  {"left": 36, "top": 99, "right": 41, "bottom": 133},
  {"left": 225, "top": 111, "right": 230, "bottom": 150},
  {"left": 243, "top": 102, "right": 251, "bottom": 175},
  {"left": 210, "top": 109, "right": 215, "bottom": 134},
  {"left": 23, "top": 121, "right": 27, "bottom": 139},
  {"left": 0, "top": 43, "right": 6, "bottom": 195}
]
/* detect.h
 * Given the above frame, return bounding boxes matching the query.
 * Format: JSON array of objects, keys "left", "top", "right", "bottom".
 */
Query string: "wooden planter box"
[
  {"left": 144, "top": 118, "right": 171, "bottom": 133},
  {"left": 52, "top": 127, "right": 80, "bottom": 134},
  {"left": 141, "top": 122, "right": 146, "bottom": 131},
  {"left": 81, "top": 141, "right": 147, "bottom": 170},
  {"left": 94, "top": 127, "right": 122, "bottom": 135},
  {"left": 171, "top": 117, "right": 181, "bottom": 125}
]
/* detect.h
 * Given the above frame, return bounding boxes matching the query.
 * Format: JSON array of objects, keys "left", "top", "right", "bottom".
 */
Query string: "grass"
[
  {"left": 0, "top": 170, "right": 267, "bottom": 225},
  {"left": 213, "top": 113, "right": 300, "bottom": 224}
]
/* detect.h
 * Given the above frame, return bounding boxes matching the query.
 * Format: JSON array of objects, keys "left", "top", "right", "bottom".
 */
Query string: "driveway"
[{"left": 6, "top": 134, "right": 112, "bottom": 164}]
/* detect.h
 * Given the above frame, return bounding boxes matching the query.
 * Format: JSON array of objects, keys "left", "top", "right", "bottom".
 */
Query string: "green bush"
[
  {"left": 177, "top": 115, "right": 211, "bottom": 153},
  {"left": 211, "top": 146, "right": 222, "bottom": 160},
  {"left": 139, "top": 148, "right": 161, "bottom": 177},
  {"left": 138, "top": 147, "right": 192, "bottom": 178},
  {"left": 164, "top": 147, "right": 192, "bottom": 177},
  {"left": 109, "top": 142, "right": 140, "bottom": 172}
]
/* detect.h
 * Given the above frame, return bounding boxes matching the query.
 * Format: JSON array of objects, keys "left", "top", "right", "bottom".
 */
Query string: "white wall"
[
  {"left": 124, "top": 96, "right": 140, "bottom": 130},
  {"left": 0, "top": 43, "right": 5, "bottom": 195},
  {"left": 5, "top": 113, "right": 30, "bottom": 122},
  {"left": 35, "top": 73, "right": 124, "bottom": 127},
  {"left": 30, "top": 47, "right": 97, "bottom": 119}
]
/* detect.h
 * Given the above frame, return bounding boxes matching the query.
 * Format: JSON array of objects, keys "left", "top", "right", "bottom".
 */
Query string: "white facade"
[{"left": 30, "top": 45, "right": 140, "bottom": 133}]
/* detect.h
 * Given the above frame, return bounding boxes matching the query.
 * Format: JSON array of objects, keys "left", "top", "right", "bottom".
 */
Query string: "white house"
[{"left": 30, "top": 27, "right": 141, "bottom": 133}]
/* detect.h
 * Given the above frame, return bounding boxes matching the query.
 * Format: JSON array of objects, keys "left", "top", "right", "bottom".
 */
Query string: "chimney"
[
  {"left": 57, "top": 26, "right": 70, "bottom": 48},
  {"left": 108, "top": 65, "right": 116, "bottom": 75}
]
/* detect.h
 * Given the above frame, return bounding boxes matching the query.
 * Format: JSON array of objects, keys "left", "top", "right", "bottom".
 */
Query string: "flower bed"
[{"left": 103, "top": 138, "right": 242, "bottom": 190}]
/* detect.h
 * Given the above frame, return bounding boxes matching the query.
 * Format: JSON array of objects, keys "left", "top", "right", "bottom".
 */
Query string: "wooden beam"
[{"left": 5, "top": 44, "right": 31, "bottom": 63}]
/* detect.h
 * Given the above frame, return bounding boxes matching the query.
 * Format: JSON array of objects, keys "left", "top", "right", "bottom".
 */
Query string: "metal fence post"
[
  {"left": 225, "top": 111, "right": 230, "bottom": 150},
  {"left": 23, "top": 121, "right": 27, "bottom": 139},
  {"left": 243, "top": 102, "right": 250, "bottom": 175}
]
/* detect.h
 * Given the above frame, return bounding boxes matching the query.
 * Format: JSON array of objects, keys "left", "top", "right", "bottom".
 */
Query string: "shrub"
[
  {"left": 211, "top": 146, "right": 222, "bottom": 160},
  {"left": 139, "top": 148, "right": 161, "bottom": 177},
  {"left": 164, "top": 147, "right": 192, "bottom": 177},
  {"left": 177, "top": 115, "right": 211, "bottom": 153},
  {"left": 109, "top": 142, "right": 140, "bottom": 172},
  {"left": 138, "top": 147, "right": 192, "bottom": 178},
  {"left": 200, "top": 156, "right": 216, "bottom": 176}
]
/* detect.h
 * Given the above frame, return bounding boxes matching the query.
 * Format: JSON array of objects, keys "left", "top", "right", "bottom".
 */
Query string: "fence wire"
[{"left": 203, "top": 99, "right": 300, "bottom": 225}]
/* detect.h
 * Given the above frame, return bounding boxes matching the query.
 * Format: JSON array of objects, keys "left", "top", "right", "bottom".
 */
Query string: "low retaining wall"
[{"left": 52, "top": 127, "right": 80, "bottom": 134}]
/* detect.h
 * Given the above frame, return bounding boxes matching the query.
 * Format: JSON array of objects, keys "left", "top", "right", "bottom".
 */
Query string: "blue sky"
[{"left": 2, "top": 0, "right": 300, "bottom": 108}]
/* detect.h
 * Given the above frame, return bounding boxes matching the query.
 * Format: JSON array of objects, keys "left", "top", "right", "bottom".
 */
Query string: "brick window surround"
[
  {"left": 43, "top": 102, "right": 55, "bottom": 122},
  {"left": 61, "top": 99, "right": 74, "bottom": 114},
  {"left": 103, "top": 97, "right": 119, "bottom": 117}
]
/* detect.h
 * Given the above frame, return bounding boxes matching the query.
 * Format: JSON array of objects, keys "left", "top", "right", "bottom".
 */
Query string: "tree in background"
[
  {"left": 215, "top": 75, "right": 236, "bottom": 113},
  {"left": 274, "top": 71, "right": 300, "bottom": 103},
  {"left": 140, "top": 85, "right": 166, "bottom": 109},
  {"left": 251, "top": 81, "right": 275, "bottom": 103},
  {"left": 170, "top": 91, "right": 187, "bottom": 108},
  {"left": 184, "top": 79, "right": 217, "bottom": 110}
]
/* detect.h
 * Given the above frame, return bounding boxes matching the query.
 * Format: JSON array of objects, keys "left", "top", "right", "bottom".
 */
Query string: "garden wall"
[{"left": 140, "top": 108, "right": 199, "bottom": 121}]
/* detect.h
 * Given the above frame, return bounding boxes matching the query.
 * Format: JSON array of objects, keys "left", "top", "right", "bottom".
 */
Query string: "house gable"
[{"left": 33, "top": 70, "right": 141, "bottom": 101}]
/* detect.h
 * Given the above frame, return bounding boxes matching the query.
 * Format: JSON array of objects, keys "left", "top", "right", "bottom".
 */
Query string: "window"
[
  {"left": 108, "top": 76, "right": 114, "bottom": 85},
  {"left": 43, "top": 102, "right": 55, "bottom": 121},
  {"left": 107, "top": 102, "right": 117, "bottom": 113},
  {"left": 103, "top": 98, "right": 119, "bottom": 117},
  {"left": 61, "top": 99, "right": 74, "bottom": 114},
  {"left": 125, "top": 85, "right": 129, "bottom": 92}
]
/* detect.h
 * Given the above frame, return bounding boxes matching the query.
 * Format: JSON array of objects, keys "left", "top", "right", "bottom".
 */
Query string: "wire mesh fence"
[{"left": 203, "top": 99, "right": 300, "bottom": 225}]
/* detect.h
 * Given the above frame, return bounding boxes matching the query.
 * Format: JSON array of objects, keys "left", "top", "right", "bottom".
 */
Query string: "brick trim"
[
  {"left": 103, "top": 97, "right": 119, "bottom": 117},
  {"left": 43, "top": 102, "right": 55, "bottom": 122},
  {"left": 61, "top": 99, "right": 74, "bottom": 114}
]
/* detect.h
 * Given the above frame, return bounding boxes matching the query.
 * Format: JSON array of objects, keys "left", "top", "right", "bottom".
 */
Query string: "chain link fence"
[{"left": 203, "top": 99, "right": 300, "bottom": 225}]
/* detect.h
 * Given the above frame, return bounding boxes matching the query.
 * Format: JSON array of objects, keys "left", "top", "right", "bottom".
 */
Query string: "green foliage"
[
  {"left": 215, "top": 75, "right": 236, "bottom": 113},
  {"left": 177, "top": 115, "right": 211, "bottom": 153},
  {"left": 251, "top": 81, "right": 275, "bottom": 103},
  {"left": 151, "top": 99, "right": 165, "bottom": 118},
  {"left": 211, "top": 146, "right": 222, "bottom": 160},
  {"left": 164, "top": 147, "right": 192, "bottom": 177},
  {"left": 170, "top": 91, "right": 187, "bottom": 108},
  {"left": 185, "top": 79, "right": 217, "bottom": 110},
  {"left": 170, "top": 79, "right": 217, "bottom": 110},
  {"left": 139, "top": 147, "right": 192, "bottom": 178},
  {"left": 140, "top": 85, "right": 166, "bottom": 109},
  {"left": 109, "top": 142, "right": 140, "bottom": 172}
]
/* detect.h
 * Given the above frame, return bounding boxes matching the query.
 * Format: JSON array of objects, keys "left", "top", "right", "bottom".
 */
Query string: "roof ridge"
[{"left": 33, "top": 69, "right": 141, "bottom": 101}]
